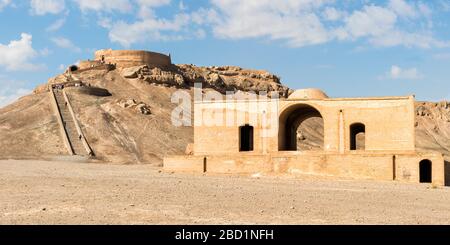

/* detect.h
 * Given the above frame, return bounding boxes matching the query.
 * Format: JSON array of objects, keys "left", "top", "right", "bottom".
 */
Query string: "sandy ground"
[{"left": 1, "top": 159, "right": 450, "bottom": 225}]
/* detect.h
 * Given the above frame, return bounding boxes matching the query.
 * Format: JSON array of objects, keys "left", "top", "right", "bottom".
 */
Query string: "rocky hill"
[
  {"left": 0, "top": 64, "right": 290, "bottom": 164},
  {"left": 0, "top": 62, "right": 449, "bottom": 164}
]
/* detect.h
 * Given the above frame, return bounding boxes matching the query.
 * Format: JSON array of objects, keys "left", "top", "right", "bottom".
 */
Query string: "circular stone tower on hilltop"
[{"left": 94, "top": 49, "right": 172, "bottom": 69}]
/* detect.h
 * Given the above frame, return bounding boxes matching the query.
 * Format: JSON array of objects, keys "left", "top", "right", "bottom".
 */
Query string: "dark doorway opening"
[
  {"left": 350, "top": 123, "right": 365, "bottom": 150},
  {"left": 69, "top": 65, "right": 78, "bottom": 72},
  {"left": 239, "top": 124, "right": 254, "bottom": 152},
  {"left": 420, "top": 159, "right": 432, "bottom": 183}
]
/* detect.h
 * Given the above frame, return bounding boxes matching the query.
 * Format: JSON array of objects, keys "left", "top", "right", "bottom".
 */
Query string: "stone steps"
[{"left": 53, "top": 89, "right": 86, "bottom": 156}]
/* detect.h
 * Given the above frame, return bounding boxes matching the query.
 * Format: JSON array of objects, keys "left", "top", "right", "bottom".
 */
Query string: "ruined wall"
[{"left": 94, "top": 49, "right": 172, "bottom": 69}]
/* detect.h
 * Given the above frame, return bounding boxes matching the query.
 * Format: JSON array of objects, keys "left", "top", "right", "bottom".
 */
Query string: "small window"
[
  {"left": 350, "top": 123, "right": 365, "bottom": 151},
  {"left": 239, "top": 124, "right": 254, "bottom": 152},
  {"left": 419, "top": 159, "right": 432, "bottom": 183}
]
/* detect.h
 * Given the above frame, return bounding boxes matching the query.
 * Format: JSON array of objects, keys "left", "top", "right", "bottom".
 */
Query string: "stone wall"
[
  {"left": 164, "top": 151, "right": 445, "bottom": 186},
  {"left": 94, "top": 49, "right": 172, "bottom": 69},
  {"left": 78, "top": 60, "right": 103, "bottom": 70}
]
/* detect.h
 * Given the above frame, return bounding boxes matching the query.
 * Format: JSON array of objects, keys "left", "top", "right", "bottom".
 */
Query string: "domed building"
[
  {"left": 288, "top": 88, "right": 329, "bottom": 100},
  {"left": 165, "top": 88, "right": 444, "bottom": 185}
]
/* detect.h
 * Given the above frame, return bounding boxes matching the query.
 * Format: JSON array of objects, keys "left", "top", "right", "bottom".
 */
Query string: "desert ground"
[{"left": 1, "top": 159, "right": 450, "bottom": 225}]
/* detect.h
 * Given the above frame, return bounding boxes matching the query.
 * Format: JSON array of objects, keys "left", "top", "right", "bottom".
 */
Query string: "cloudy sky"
[{"left": 1, "top": 0, "right": 450, "bottom": 107}]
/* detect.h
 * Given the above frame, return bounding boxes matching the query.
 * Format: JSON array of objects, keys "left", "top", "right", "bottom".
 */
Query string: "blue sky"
[{"left": 1, "top": 0, "right": 450, "bottom": 107}]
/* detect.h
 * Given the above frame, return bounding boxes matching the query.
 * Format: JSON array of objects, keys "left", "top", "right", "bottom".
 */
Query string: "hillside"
[{"left": 0, "top": 64, "right": 290, "bottom": 164}]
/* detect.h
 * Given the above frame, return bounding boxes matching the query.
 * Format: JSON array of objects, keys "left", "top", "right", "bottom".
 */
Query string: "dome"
[{"left": 288, "top": 89, "right": 329, "bottom": 100}]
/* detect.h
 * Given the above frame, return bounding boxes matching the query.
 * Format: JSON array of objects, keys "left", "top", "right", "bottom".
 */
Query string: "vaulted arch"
[{"left": 278, "top": 104, "right": 324, "bottom": 151}]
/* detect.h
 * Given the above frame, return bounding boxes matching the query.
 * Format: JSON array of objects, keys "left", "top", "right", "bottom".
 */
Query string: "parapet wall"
[
  {"left": 78, "top": 60, "right": 103, "bottom": 70},
  {"left": 94, "top": 49, "right": 172, "bottom": 69}
]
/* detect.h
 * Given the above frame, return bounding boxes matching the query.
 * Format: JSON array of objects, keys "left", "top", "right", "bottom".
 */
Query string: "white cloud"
[
  {"left": 97, "top": 17, "right": 113, "bottom": 28},
  {"left": 209, "top": 0, "right": 331, "bottom": 47},
  {"left": 323, "top": 7, "right": 345, "bottom": 21},
  {"left": 75, "top": 0, "right": 132, "bottom": 13},
  {"left": 40, "top": 47, "right": 51, "bottom": 56},
  {"left": 337, "top": 3, "right": 446, "bottom": 49},
  {"left": 0, "top": 0, "right": 11, "bottom": 11},
  {"left": 206, "top": 0, "right": 445, "bottom": 49},
  {"left": 109, "top": 13, "right": 192, "bottom": 47},
  {"left": 137, "top": 0, "right": 170, "bottom": 8},
  {"left": 46, "top": 18, "right": 66, "bottom": 32},
  {"left": 343, "top": 5, "right": 397, "bottom": 39},
  {"left": 0, "top": 33, "right": 41, "bottom": 71},
  {"left": 417, "top": 2, "right": 432, "bottom": 17},
  {"left": 51, "top": 37, "right": 81, "bottom": 52},
  {"left": 102, "top": 0, "right": 212, "bottom": 47},
  {"left": 136, "top": 0, "right": 171, "bottom": 19},
  {"left": 58, "top": 64, "right": 66, "bottom": 70},
  {"left": 0, "top": 84, "right": 31, "bottom": 108},
  {"left": 87, "top": 0, "right": 449, "bottom": 49},
  {"left": 385, "top": 65, "right": 423, "bottom": 80},
  {"left": 30, "top": 0, "right": 65, "bottom": 15},
  {"left": 388, "top": 0, "right": 417, "bottom": 18}
]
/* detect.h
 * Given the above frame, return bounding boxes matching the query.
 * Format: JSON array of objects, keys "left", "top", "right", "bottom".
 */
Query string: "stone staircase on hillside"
[{"left": 53, "top": 89, "right": 86, "bottom": 155}]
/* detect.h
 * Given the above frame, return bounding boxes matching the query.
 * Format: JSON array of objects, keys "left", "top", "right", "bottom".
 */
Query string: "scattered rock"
[
  {"left": 121, "top": 66, "right": 146, "bottom": 79},
  {"left": 117, "top": 99, "right": 151, "bottom": 115}
]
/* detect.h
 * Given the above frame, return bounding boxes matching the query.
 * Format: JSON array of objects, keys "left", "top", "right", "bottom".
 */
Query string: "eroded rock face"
[
  {"left": 120, "top": 64, "right": 292, "bottom": 97},
  {"left": 176, "top": 64, "right": 291, "bottom": 97}
]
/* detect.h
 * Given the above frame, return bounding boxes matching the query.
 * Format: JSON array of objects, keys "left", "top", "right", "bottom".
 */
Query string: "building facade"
[{"left": 164, "top": 89, "right": 445, "bottom": 185}]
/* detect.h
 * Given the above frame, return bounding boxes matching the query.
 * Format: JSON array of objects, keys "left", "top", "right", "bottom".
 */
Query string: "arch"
[
  {"left": 278, "top": 103, "right": 324, "bottom": 151},
  {"left": 239, "top": 124, "right": 254, "bottom": 152},
  {"left": 419, "top": 159, "right": 432, "bottom": 183},
  {"left": 350, "top": 123, "right": 365, "bottom": 151}
]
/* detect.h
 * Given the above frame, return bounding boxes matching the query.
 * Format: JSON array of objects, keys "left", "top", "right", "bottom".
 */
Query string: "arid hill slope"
[{"left": 0, "top": 65, "right": 289, "bottom": 164}]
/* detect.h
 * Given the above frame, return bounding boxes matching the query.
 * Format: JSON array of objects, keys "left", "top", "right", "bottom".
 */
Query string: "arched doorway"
[
  {"left": 419, "top": 159, "right": 432, "bottom": 183},
  {"left": 350, "top": 123, "right": 365, "bottom": 150},
  {"left": 278, "top": 104, "right": 324, "bottom": 151}
]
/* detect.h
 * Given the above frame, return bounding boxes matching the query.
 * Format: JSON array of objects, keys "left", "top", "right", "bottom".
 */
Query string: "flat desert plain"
[{"left": 1, "top": 160, "right": 450, "bottom": 224}]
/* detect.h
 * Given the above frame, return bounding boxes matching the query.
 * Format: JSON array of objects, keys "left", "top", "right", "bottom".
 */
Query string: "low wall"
[
  {"left": 163, "top": 151, "right": 445, "bottom": 185},
  {"left": 78, "top": 60, "right": 102, "bottom": 70},
  {"left": 72, "top": 64, "right": 115, "bottom": 74}
]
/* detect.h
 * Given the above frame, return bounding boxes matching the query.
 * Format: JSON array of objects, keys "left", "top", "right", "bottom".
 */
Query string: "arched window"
[
  {"left": 239, "top": 124, "right": 254, "bottom": 152},
  {"left": 419, "top": 159, "right": 432, "bottom": 183},
  {"left": 350, "top": 123, "right": 365, "bottom": 150}
]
